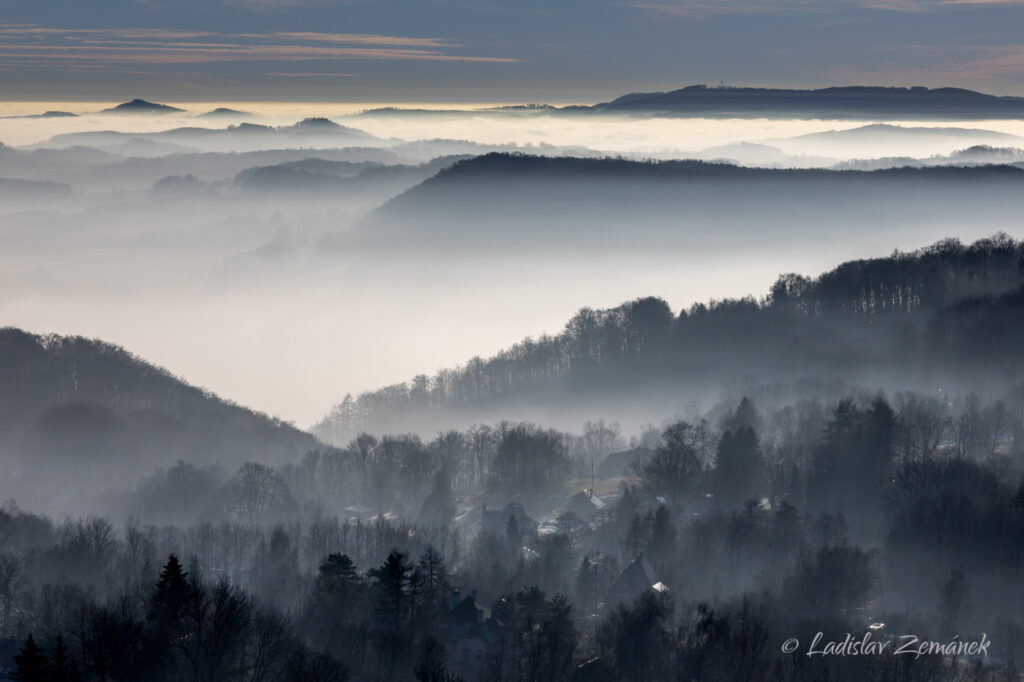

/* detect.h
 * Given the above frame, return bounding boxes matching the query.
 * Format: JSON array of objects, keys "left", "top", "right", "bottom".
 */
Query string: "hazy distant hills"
[
  {"left": 197, "top": 107, "right": 252, "bottom": 119},
  {"left": 0, "top": 177, "right": 72, "bottom": 210},
  {"left": 0, "top": 110, "right": 77, "bottom": 120},
  {"left": 355, "top": 153, "right": 1024, "bottom": 251},
  {"left": 792, "top": 123, "right": 1021, "bottom": 145},
  {"left": 0, "top": 328, "right": 328, "bottom": 481},
  {"left": 233, "top": 155, "right": 468, "bottom": 196},
  {"left": 35, "top": 118, "right": 379, "bottom": 154},
  {"left": 314, "top": 235, "right": 1024, "bottom": 442},
  {"left": 589, "top": 85, "right": 1024, "bottom": 120},
  {"left": 101, "top": 98, "right": 185, "bottom": 115},
  {"left": 779, "top": 123, "right": 1024, "bottom": 157},
  {"left": 834, "top": 145, "right": 1024, "bottom": 171},
  {"left": 0, "top": 144, "right": 407, "bottom": 193},
  {"left": 0, "top": 176, "right": 71, "bottom": 198}
]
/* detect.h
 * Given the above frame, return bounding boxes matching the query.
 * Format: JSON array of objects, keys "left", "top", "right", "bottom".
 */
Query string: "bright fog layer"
[{"left": 3, "top": 100, "right": 1024, "bottom": 426}]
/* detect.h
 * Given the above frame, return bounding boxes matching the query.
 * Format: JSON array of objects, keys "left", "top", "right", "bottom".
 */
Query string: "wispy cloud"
[
  {"left": 264, "top": 32, "right": 456, "bottom": 47},
  {"left": 266, "top": 71, "right": 358, "bottom": 77},
  {"left": 634, "top": 0, "right": 1024, "bottom": 17},
  {"left": 0, "top": 26, "right": 218, "bottom": 39},
  {"left": 828, "top": 44, "right": 1024, "bottom": 84},
  {"left": 0, "top": 24, "right": 517, "bottom": 66}
]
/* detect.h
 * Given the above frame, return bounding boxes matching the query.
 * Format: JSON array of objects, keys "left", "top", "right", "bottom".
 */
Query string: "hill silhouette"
[
  {"left": 314, "top": 234, "right": 1024, "bottom": 442},
  {"left": 588, "top": 85, "right": 1024, "bottom": 120},
  {"left": 101, "top": 98, "right": 185, "bottom": 114},
  {"left": 0, "top": 328, "right": 328, "bottom": 483},
  {"left": 197, "top": 107, "right": 251, "bottom": 118},
  {"left": 39, "top": 119, "right": 377, "bottom": 153},
  {"left": 354, "top": 153, "right": 1024, "bottom": 251}
]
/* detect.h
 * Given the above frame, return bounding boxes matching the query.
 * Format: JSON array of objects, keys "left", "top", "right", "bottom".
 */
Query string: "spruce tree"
[{"left": 12, "top": 634, "right": 48, "bottom": 682}]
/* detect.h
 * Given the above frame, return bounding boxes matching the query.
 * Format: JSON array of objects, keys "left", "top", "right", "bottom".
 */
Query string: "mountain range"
[{"left": 586, "top": 85, "right": 1024, "bottom": 120}]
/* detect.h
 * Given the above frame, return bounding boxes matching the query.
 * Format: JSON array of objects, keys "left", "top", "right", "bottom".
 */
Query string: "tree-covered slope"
[
  {"left": 315, "top": 235, "right": 1024, "bottom": 442},
  {"left": 0, "top": 328, "right": 326, "bottom": 474}
]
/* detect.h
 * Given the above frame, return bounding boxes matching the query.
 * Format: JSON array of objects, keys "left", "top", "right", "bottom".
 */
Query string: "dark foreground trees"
[{"left": 12, "top": 555, "right": 348, "bottom": 682}]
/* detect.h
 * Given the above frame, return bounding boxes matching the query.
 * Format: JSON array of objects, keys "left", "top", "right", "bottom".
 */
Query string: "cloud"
[
  {"left": 0, "top": 24, "right": 518, "bottom": 66},
  {"left": 0, "top": 44, "right": 519, "bottom": 64},
  {"left": 228, "top": 31, "right": 456, "bottom": 48},
  {"left": 223, "top": 0, "right": 323, "bottom": 9},
  {"left": 0, "top": 26, "right": 217, "bottom": 39},
  {"left": 266, "top": 71, "right": 358, "bottom": 76},
  {"left": 827, "top": 44, "right": 1024, "bottom": 86},
  {"left": 633, "top": 0, "right": 1024, "bottom": 17},
  {"left": 265, "top": 32, "right": 456, "bottom": 48}
]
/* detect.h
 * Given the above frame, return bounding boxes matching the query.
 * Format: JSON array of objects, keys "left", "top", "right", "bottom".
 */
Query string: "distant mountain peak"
[
  {"left": 291, "top": 117, "right": 342, "bottom": 129},
  {"left": 102, "top": 98, "right": 185, "bottom": 114},
  {"left": 197, "top": 107, "right": 251, "bottom": 118}
]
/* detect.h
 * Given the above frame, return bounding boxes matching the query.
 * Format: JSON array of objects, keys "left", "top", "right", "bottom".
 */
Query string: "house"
[
  {"left": 441, "top": 590, "right": 493, "bottom": 678},
  {"left": 566, "top": 490, "right": 606, "bottom": 520},
  {"left": 605, "top": 554, "right": 668, "bottom": 606},
  {"left": 597, "top": 447, "right": 653, "bottom": 480},
  {"left": 480, "top": 500, "right": 538, "bottom": 536}
]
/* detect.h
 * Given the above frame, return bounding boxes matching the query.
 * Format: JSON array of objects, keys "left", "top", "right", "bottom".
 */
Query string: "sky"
[{"left": 1, "top": 0, "right": 1024, "bottom": 101}]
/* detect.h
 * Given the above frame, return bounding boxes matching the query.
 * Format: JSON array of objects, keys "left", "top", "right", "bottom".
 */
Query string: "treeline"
[
  {"left": 315, "top": 234, "right": 1024, "bottom": 442},
  {"left": 138, "top": 385, "right": 1024, "bottom": 531},
  {"left": 6, "top": 390, "right": 1024, "bottom": 680},
  {"left": 126, "top": 419, "right": 638, "bottom": 526}
]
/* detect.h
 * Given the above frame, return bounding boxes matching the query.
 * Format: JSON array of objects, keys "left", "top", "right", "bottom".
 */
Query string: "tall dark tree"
[
  {"left": 633, "top": 420, "right": 704, "bottom": 505},
  {"left": 713, "top": 427, "right": 763, "bottom": 509},
  {"left": 50, "top": 636, "right": 71, "bottom": 682},
  {"left": 369, "top": 551, "right": 414, "bottom": 680},
  {"left": 12, "top": 635, "right": 48, "bottom": 682},
  {"left": 595, "top": 592, "right": 673, "bottom": 682}
]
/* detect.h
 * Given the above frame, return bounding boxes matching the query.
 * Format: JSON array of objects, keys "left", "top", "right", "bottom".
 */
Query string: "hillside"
[
  {"left": 0, "top": 328, "right": 329, "bottom": 481},
  {"left": 353, "top": 153, "right": 1024, "bottom": 251},
  {"left": 314, "top": 234, "right": 1024, "bottom": 443}
]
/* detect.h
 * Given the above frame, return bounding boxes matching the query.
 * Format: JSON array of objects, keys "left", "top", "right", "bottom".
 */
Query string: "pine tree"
[
  {"left": 647, "top": 505, "right": 677, "bottom": 567},
  {"left": 12, "top": 634, "right": 48, "bottom": 682},
  {"left": 368, "top": 551, "right": 413, "bottom": 634},
  {"left": 49, "top": 636, "right": 70, "bottom": 682},
  {"left": 149, "top": 554, "right": 192, "bottom": 637},
  {"left": 416, "top": 547, "right": 449, "bottom": 607}
]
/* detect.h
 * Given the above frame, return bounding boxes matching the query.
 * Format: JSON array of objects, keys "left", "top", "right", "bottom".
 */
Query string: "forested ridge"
[
  {"left": 352, "top": 154, "right": 1024, "bottom": 256},
  {"left": 0, "top": 328, "right": 327, "bottom": 474},
  {"left": 315, "top": 234, "right": 1024, "bottom": 443}
]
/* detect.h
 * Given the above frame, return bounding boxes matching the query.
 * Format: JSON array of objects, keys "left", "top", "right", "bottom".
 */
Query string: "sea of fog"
[{"left": 1, "top": 100, "right": 1022, "bottom": 425}]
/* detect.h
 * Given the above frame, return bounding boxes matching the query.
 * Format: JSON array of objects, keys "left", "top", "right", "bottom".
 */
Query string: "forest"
[
  {"left": 2, "top": 385, "right": 1024, "bottom": 680},
  {"left": 1, "top": 236, "right": 1022, "bottom": 680},
  {"left": 315, "top": 233, "right": 1024, "bottom": 441}
]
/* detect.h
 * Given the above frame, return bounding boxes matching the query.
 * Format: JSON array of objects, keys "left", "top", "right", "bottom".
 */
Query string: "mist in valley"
[{"left": 2, "top": 95, "right": 1024, "bottom": 681}]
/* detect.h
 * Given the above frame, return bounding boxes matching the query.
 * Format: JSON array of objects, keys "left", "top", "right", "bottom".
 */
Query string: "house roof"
[
  {"left": 597, "top": 447, "right": 654, "bottom": 479},
  {"left": 606, "top": 555, "right": 663, "bottom": 604}
]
